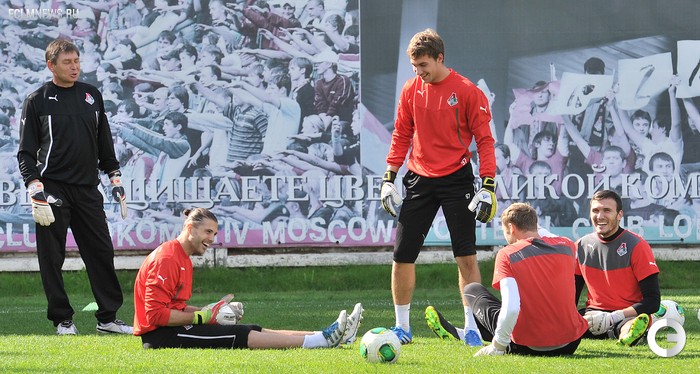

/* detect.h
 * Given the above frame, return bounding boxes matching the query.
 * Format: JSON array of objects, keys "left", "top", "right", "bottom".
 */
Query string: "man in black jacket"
[{"left": 17, "top": 39, "right": 132, "bottom": 336}]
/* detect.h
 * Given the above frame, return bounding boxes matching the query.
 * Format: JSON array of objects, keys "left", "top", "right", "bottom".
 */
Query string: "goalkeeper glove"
[
  {"left": 474, "top": 341, "right": 506, "bottom": 356},
  {"left": 380, "top": 170, "right": 402, "bottom": 217},
  {"left": 28, "top": 181, "right": 58, "bottom": 226},
  {"left": 468, "top": 176, "right": 497, "bottom": 223},
  {"left": 583, "top": 310, "right": 625, "bottom": 336},
  {"left": 109, "top": 170, "right": 127, "bottom": 219},
  {"left": 216, "top": 302, "right": 245, "bottom": 325},
  {"left": 193, "top": 294, "right": 234, "bottom": 325},
  {"left": 228, "top": 301, "right": 244, "bottom": 322}
]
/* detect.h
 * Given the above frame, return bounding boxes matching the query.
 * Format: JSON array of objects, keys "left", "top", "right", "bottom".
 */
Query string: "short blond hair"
[{"left": 500, "top": 203, "right": 538, "bottom": 232}]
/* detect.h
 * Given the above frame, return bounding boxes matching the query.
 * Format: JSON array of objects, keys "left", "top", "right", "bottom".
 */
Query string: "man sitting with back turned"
[{"left": 426, "top": 203, "right": 588, "bottom": 356}]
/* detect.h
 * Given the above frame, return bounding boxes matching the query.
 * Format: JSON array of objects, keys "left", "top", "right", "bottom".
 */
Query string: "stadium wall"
[
  {"left": 2, "top": 0, "right": 700, "bottom": 260},
  {"left": 0, "top": 246, "right": 698, "bottom": 272}
]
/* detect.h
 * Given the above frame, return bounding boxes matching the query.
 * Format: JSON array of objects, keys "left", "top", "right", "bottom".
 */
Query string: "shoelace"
[{"left": 322, "top": 322, "right": 339, "bottom": 338}]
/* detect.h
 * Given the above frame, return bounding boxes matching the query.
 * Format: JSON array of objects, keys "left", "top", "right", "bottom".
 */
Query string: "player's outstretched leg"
[
  {"left": 323, "top": 310, "right": 347, "bottom": 348},
  {"left": 617, "top": 313, "right": 650, "bottom": 347},
  {"left": 342, "top": 303, "right": 364, "bottom": 344},
  {"left": 425, "top": 306, "right": 461, "bottom": 341}
]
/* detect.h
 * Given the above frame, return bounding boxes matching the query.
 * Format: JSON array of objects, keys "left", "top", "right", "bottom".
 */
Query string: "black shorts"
[
  {"left": 140, "top": 324, "right": 263, "bottom": 349},
  {"left": 464, "top": 283, "right": 583, "bottom": 356},
  {"left": 394, "top": 164, "right": 476, "bottom": 263}
]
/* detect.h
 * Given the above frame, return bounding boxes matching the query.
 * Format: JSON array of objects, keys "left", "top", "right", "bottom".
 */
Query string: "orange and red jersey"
[
  {"left": 493, "top": 236, "right": 589, "bottom": 347},
  {"left": 386, "top": 69, "right": 496, "bottom": 178},
  {"left": 134, "top": 240, "right": 194, "bottom": 336},
  {"left": 575, "top": 229, "right": 659, "bottom": 311}
]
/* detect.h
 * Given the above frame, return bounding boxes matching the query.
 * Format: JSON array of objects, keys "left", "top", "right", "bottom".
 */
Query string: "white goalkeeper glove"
[
  {"left": 468, "top": 176, "right": 497, "bottom": 223},
  {"left": 380, "top": 170, "right": 402, "bottom": 217},
  {"left": 109, "top": 170, "right": 127, "bottom": 219},
  {"left": 216, "top": 301, "right": 245, "bottom": 325},
  {"left": 474, "top": 341, "right": 506, "bottom": 357},
  {"left": 193, "top": 294, "right": 234, "bottom": 325},
  {"left": 28, "top": 181, "right": 60, "bottom": 226},
  {"left": 583, "top": 310, "right": 625, "bottom": 336}
]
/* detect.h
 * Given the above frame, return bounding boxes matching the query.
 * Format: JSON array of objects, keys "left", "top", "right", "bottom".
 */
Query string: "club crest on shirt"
[
  {"left": 85, "top": 92, "right": 95, "bottom": 105},
  {"left": 616, "top": 242, "right": 628, "bottom": 256},
  {"left": 447, "top": 92, "right": 458, "bottom": 106}
]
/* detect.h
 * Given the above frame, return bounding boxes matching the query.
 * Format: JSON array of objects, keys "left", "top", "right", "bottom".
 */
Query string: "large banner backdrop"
[{"left": 1, "top": 0, "right": 699, "bottom": 252}]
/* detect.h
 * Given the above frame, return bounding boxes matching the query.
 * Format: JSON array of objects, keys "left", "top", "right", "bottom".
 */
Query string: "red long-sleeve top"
[
  {"left": 386, "top": 69, "right": 496, "bottom": 178},
  {"left": 134, "top": 240, "right": 193, "bottom": 335}
]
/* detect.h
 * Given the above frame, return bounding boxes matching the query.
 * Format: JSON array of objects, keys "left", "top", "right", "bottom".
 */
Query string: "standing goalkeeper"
[
  {"left": 380, "top": 29, "right": 496, "bottom": 346},
  {"left": 17, "top": 39, "right": 131, "bottom": 335}
]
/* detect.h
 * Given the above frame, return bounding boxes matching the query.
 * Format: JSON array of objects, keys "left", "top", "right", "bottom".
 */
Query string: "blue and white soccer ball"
[
  {"left": 359, "top": 327, "right": 401, "bottom": 364},
  {"left": 652, "top": 299, "right": 685, "bottom": 326}
]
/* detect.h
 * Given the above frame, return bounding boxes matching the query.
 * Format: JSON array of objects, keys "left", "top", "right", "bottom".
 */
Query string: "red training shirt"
[
  {"left": 134, "top": 239, "right": 194, "bottom": 336},
  {"left": 493, "top": 236, "right": 589, "bottom": 347},
  {"left": 575, "top": 229, "right": 659, "bottom": 311},
  {"left": 386, "top": 69, "right": 496, "bottom": 178}
]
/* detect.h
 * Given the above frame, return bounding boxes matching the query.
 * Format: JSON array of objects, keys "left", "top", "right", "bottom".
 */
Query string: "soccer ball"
[
  {"left": 652, "top": 299, "right": 685, "bottom": 326},
  {"left": 215, "top": 302, "right": 244, "bottom": 325},
  {"left": 359, "top": 327, "right": 401, "bottom": 364}
]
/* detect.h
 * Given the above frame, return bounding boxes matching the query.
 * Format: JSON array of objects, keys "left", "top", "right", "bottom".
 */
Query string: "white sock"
[
  {"left": 394, "top": 304, "right": 411, "bottom": 330},
  {"left": 464, "top": 306, "right": 483, "bottom": 339},
  {"left": 464, "top": 306, "right": 477, "bottom": 330},
  {"left": 456, "top": 327, "right": 465, "bottom": 341},
  {"left": 302, "top": 332, "right": 327, "bottom": 349}
]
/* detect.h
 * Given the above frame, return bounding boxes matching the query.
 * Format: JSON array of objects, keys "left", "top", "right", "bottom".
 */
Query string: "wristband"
[
  {"left": 611, "top": 310, "right": 625, "bottom": 324},
  {"left": 482, "top": 176, "right": 496, "bottom": 192},
  {"left": 383, "top": 170, "right": 396, "bottom": 183}
]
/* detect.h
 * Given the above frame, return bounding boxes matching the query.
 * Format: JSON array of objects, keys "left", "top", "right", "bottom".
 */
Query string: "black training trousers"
[
  {"left": 36, "top": 179, "right": 123, "bottom": 326},
  {"left": 140, "top": 324, "right": 264, "bottom": 349}
]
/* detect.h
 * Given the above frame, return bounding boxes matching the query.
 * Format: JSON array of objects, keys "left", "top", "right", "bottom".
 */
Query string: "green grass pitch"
[{"left": 0, "top": 260, "right": 698, "bottom": 372}]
